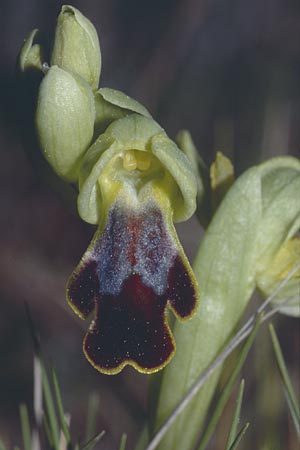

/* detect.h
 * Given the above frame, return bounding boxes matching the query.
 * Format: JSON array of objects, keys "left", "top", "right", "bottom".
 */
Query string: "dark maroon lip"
[{"left": 67, "top": 201, "right": 198, "bottom": 374}]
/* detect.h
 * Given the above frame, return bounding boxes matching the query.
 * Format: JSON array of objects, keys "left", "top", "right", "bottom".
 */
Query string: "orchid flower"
[
  {"left": 67, "top": 114, "right": 200, "bottom": 374},
  {"left": 18, "top": 6, "right": 200, "bottom": 374}
]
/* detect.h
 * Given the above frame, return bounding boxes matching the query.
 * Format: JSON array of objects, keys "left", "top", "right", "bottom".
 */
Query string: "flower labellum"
[{"left": 67, "top": 115, "right": 200, "bottom": 374}]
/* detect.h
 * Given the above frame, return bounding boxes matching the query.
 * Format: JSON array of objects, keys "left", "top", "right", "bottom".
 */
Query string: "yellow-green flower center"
[{"left": 123, "top": 150, "right": 152, "bottom": 172}]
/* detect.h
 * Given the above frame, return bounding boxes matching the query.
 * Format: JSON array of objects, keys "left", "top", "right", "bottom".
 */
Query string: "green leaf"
[
  {"left": 52, "top": 365, "right": 71, "bottom": 444},
  {"left": 80, "top": 430, "right": 105, "bottom": 450},
  {"left": 19, "top": 404, "right": 31, "bottom": 450},
  {"left": 151, "top": 156, "right": 300, "bottom": 450},
  {"left": 151, "top": 166, "right": 261, "bottom": 450},
  {"left": 269, "top": 324, "right": 300, "bottom": 437},
  {"left": 225, "top": 380, "right": 245, "bottom": 450},
  {"left": 227, "top": 422, "right": 250, "bottom": 450}
]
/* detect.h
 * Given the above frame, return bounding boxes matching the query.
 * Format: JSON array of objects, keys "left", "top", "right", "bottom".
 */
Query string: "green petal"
[
  {"left": 150, "top": 133, "right": 197, "bottom": 222},
  {"left": 94, "top": 87, "right": 151, "bottom": 133}
]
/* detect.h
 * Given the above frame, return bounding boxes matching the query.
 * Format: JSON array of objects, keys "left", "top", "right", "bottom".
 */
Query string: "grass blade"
[
  {"left": 52, "top": 365, "right": 71, "bottom": 444},
  {"left": 0, "top": 439, "right": 8, "bottom": 450},
  {"left": 283, "top": 386, "right": 300, "bottom": 438},
  {"left": 25, "top": 304, "right": 61, "bottom": 448},
  {"left": 80, "top": 430, "right": 105, "bottom": 450},
  {"left": 269, "top": 324, "right": 300, "bottom": 437},
  {"left": 197, "top": 316, "right": 261, "bottom": 450},
  {"left": 42, "top": 412, "right": 54, "bottom": 448},
  {"left": 33, "top": 356, "right": 43, "bottom": 427},
  {"left": 228, "top": 422, "right": 249, "bottom": 450},
  {"left": 24, "top": 302, "right": 41, "bottom": 356},
  {"left": 19, "top": 403, "right": 31, "bottom": 450},
  {"left": 225, "top": 379, "right": 245, "bottom": 450},
  {"left": 85, "top": 393, "right": 100, "bottom": 442},
  {"left": 119, "top": 433, "right": 127, "bottom": 450},
  {"left": 40, "top": 359, "right": 60, "bottom": 449}
]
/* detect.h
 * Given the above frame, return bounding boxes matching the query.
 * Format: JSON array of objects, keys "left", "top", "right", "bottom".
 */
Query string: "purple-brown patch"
[{"left": 67, "top": 201, "right": 199, "bottom": 374}]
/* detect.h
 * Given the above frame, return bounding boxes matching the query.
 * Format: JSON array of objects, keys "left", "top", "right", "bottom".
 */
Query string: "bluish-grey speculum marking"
[
  {"left": 67, "top": 200, "right": 198, "bottom": 373},
  {"left": 94, "top": 202, "right": 176, "bottom": 296}
]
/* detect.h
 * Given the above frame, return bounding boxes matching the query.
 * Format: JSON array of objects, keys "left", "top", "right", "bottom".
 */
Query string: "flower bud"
[
  {"left": 210, "top": 151, "right": 234, "bottom": 210},
  {"left": 51, "top": 5, "right": 101, "bottom": 90},
  {"left": 35, "top": 65, "right": 95, "bottom": 182},
  {"left": 19, "top": 29, "right": 44, "bottom": 73}
]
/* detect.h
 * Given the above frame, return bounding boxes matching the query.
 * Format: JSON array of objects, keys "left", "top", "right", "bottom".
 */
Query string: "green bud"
[
  {"left": 210, "top": 151, "right": 235, "bottom": 210},
  {"left": 176, "top": 130, "right": 210, "bottom": 227},
  {"left": 51, "top": 5, "right": 101, "bottom": 90},
  {"left": 35, "top": 65, "right": 95, "bottom": 182},
  {"left": 19, "top": 29, "right": 44, "bottom": 73}
]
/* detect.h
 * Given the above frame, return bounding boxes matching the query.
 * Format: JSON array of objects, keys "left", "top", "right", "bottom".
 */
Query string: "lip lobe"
[{"left": 67, "top": 202, "right": 198, "bottom": 374}]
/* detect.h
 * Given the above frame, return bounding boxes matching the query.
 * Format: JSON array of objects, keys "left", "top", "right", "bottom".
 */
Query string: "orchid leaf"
[{"left": 151, "top": 156, "right": 300, "bottom": 450}]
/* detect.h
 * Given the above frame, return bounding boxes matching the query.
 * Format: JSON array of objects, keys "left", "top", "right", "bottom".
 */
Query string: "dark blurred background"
[{"left": 0, "top": 0, "right": 299, "bottom": 449}]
